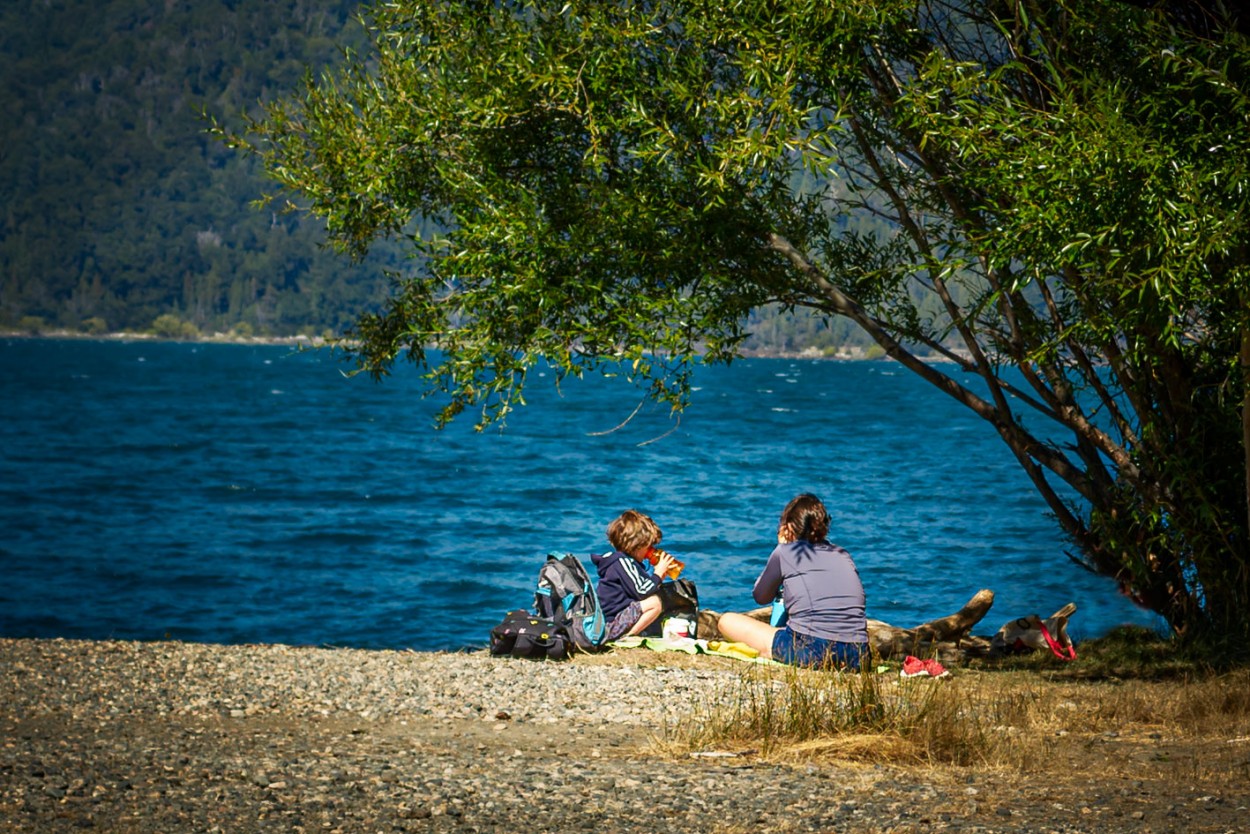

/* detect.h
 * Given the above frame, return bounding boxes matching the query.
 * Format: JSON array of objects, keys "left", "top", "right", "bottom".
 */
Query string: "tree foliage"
[
  {"left": 235, "top": 0, "right": 1250, "bottom": 647},
  {"left": 0, "top": 0, "right": 860, "bottom": 349}
]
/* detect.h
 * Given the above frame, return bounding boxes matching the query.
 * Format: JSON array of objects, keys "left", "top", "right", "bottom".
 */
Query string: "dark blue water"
[{"left": 0, "top": 338, "right": 1161, "bottom": 650}]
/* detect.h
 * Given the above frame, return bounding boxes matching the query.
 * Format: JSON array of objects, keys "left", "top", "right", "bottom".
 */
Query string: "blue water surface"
[{"left": 0, "top": 338, "right": 1161, "bottom": 650}]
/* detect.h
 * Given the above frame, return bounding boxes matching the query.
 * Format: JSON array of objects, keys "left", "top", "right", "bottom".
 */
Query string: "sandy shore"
[{"left": 1, "top": 638, "right": 1243, "bottom": 833}]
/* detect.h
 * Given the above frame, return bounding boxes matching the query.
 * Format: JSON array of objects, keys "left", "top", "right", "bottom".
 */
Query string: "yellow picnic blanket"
[{"left": 608, "top": 636, "right": 781, "bottom": 664}]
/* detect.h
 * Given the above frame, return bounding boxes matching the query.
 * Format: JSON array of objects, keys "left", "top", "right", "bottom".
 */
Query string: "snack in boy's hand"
[{"left": 647, "top": 546, "right": 685, "bottom": 579}]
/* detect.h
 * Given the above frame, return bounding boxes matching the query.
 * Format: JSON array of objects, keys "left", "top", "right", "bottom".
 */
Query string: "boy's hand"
[{"left": 653, "top": 550, "right": 676, "bottom": 579}]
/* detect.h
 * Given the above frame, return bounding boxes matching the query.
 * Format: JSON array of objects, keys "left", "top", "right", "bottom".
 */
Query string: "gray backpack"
[{"left": 534, "top": 552, "right": 606, "bottom": 651}]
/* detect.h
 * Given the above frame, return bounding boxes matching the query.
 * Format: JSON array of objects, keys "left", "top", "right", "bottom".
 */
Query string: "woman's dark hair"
[{"left": 780, "top": 493, "right": 830, "bottom": 543}]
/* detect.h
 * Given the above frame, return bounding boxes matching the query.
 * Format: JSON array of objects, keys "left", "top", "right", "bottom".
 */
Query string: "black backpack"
[
  {"left": 652, "top": 577, "right": 699, "bottom": 619},
  {"left": 534, "top": 551, "right": 607, "bottom": 652},
  {"left": 489, "top": 610, "right": 573, "bottom": 660}
]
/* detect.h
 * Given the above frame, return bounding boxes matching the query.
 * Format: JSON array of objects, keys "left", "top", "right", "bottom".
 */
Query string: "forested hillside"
[
  {"left": 0, "top": 0, "right": 872, "bottom": 351},
  {"left": 0, "top": 0, "right": 394, "bottom": 337}
]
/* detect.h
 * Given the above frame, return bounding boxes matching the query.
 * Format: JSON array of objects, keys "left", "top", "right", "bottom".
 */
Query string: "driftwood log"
[{"left": 696, "top": 589, "right": 1078, "bottom": 665}]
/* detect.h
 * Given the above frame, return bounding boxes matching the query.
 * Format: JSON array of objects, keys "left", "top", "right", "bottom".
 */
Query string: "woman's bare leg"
[{"left": 716, "top": 612, "right": 779, "bottom": 658}]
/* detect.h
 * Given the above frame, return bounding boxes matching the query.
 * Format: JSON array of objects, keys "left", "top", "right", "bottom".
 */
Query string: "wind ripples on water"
[{"left": 0, "top": 339, "right": 1161, "bottom": 650}]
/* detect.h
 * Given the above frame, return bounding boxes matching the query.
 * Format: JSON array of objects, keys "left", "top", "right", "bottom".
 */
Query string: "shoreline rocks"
[{"left": 0, "top": 638, "right": 1241, "bottom": 833}]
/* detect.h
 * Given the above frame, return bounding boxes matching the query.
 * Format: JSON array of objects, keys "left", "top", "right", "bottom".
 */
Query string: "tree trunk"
[
  {"left": 697, "top": 589, "right": 1077, "bottom": 665},
  {"left": 1242, "top": 323, "right": 1250, "bottom": 541}
]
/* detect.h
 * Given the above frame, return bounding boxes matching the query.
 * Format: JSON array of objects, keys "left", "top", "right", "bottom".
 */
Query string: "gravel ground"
[{"left": 1, "top": 638, "right": 1244, "bottom": 833}]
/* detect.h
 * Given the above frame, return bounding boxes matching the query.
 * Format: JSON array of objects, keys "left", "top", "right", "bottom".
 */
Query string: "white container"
[{"left": 663, "top": 617, "right": 693, "bottom": 640}]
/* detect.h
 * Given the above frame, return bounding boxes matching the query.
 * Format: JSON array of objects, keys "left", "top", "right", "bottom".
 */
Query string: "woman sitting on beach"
[{"left": 716, "top": 493, "right": 870, "bottom": 670}]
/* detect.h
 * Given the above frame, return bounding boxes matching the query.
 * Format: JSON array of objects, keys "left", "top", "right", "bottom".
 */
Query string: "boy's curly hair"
[{"left": 607, "top": 510, "right": 662, "bottom": 555}]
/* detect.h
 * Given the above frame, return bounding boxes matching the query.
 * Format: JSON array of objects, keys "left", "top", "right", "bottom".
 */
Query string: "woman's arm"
[{"left": 752, "top": 548, "right": 784, "bottom": 605}]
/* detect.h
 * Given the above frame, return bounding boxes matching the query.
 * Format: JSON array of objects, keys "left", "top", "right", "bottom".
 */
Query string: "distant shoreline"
[
  {"left": 3, "top": 332, "right": 979, "bottom": 365},
  {"left": 0, "top": 328, "right": 330, "bottom": 349},
  {"left": 1, "top": 328, "right": 896, "bottom": 361}
]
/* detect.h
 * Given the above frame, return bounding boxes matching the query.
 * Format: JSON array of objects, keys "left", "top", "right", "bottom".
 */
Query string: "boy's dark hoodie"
[{"left": 591, "top": 550, "right": 663, "bottom": 617}]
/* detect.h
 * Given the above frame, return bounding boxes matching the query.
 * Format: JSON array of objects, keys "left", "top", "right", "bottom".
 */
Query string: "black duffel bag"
[{"left": 488, "top": 610, "right": 573, "bottom": 660}]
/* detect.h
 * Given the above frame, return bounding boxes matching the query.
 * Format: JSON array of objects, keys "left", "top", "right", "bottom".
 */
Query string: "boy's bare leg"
[{"left": 626, "top": 595, "right": 664, "bottom": 637}]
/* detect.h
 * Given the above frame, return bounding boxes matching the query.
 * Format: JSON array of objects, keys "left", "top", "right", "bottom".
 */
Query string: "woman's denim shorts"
[{"left": 772, "top": 627, "right": 867, "bottom": 670}]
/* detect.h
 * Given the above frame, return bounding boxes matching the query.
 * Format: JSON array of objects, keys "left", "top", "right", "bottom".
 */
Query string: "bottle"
[
  {"left": 770, "top": 587, "right": 788, "bottom": 627},
  {"left": 647, "top": 547, "right": 685, "bottom": 580}
]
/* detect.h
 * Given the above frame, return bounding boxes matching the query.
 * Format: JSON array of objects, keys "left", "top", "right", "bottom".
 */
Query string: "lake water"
[{"left": 0, "top": 338, "right": 1161, "bottom": 651}]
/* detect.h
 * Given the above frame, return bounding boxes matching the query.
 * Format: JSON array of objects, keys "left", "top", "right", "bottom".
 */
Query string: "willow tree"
[{"left": 227, "top": 0, "right": 1250, "bottom": 646}]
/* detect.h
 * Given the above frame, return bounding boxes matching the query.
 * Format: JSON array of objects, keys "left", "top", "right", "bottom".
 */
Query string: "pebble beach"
[{"left": 1, "top": 638, "right": 1243, "bottom": 833}]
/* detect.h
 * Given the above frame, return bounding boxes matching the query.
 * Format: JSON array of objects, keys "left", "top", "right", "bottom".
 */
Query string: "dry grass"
[
  {"left": 643, "top": 653, "right": 1250, "bottom": 781},
  {"left": 575, "top": 627, "right": 1250, "bottom": 786},
  {"left": 653, "top": 662, "right": 1037, "bottom": 767}
]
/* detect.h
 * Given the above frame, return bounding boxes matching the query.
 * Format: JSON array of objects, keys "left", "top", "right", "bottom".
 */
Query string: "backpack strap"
[{"left": 551, "top": 551, "right": 605, "bottom": 646}]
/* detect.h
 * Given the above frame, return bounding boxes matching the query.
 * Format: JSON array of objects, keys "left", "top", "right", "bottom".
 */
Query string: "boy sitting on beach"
[{"left": 592, "top": 510, "right": 679, "bottom": 642}]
